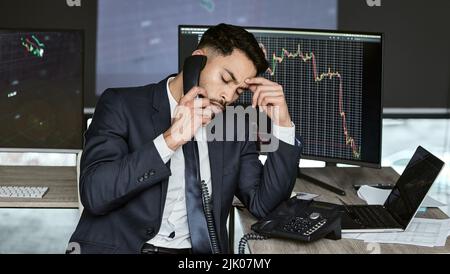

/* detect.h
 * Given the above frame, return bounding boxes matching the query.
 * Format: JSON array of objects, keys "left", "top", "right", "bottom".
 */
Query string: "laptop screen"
[{"left": 384, "top": 146, "right": 445, "bottom": 228}]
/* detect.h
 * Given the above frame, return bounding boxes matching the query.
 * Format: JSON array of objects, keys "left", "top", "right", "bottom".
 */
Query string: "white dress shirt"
[{"left": 148, "top": 77, "right": 296, "bottom": 248}]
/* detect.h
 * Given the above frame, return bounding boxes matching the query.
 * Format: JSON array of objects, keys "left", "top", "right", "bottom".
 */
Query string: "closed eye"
[{"left": 221, "top": 76, "right": 231, "bottom": 84}]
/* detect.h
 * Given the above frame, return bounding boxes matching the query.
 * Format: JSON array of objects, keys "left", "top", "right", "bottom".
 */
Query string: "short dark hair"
[{"left": 197, "top": 23, "right": 269, "bottom": 75}]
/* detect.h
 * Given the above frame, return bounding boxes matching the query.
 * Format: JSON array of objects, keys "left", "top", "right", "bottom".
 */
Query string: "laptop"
[{"left": 341, "top": 146, "right": 445, "bottom": 233}]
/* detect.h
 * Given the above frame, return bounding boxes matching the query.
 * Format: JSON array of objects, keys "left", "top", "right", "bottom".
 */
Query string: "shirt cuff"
[
  {"left": 272, "top": 122, "right": 296, "bottom": 146},
  {"left": 153, "top": 134, "right": 175, "bottom": 164}
]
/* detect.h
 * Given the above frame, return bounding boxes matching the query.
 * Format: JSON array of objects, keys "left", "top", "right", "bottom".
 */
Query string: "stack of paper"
[{"left": 343, "top": 218, "right": 450, "bottom": 247}]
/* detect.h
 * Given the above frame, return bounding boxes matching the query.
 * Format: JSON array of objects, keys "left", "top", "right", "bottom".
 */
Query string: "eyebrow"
[{"left": 224, "top": 68, "right": 238, "bottom": 84}]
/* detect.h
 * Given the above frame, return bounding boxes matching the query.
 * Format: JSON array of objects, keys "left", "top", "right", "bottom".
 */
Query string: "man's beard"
[{"left": 209, "top": 98, "right": 226, "bottom": 111}]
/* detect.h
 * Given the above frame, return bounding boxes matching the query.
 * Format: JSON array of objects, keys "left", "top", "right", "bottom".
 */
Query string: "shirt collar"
[{"left": 166, "top": 77, "right": 177, "bottom": 118}]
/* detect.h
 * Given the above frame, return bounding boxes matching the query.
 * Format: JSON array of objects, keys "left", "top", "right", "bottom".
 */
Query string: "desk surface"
[
  {"left": 236, "top": 167, "right": 450, "bottom": 254},
  {"left": 0, "top": 166, "right": 78, "bottom": 208}
]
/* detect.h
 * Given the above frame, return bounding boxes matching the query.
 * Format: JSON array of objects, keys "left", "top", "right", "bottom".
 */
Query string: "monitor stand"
[{"left": 297, "top": 162, "right": 346, "bottom": 196}]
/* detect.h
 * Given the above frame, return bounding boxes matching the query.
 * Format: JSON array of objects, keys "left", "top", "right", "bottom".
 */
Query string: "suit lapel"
[
  {"left": 150, "top": 76, "right": 174, "bottom": 216},
  {"left": 151, "top": 76, "right": 173, "bottom": 138}
]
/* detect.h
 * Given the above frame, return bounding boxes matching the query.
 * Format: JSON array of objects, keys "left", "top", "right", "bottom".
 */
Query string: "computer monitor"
[
  {"left": 179, "top": 26, "right": 383, "bottom": 168},
  {"left": 0, "top": 29, "right": 84, "bottom": 152}
]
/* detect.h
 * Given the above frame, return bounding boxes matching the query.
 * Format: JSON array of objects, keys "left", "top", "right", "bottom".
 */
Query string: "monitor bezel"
[
  {"left": 178, "top": 25, "right": 384, "bottom": 168},
  {"left": 0, "top": 27, "right": 86, "bottom": 153}
]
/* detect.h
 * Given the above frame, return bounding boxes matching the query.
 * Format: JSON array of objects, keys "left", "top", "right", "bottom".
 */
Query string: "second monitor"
[
  {"left": 0, "top": 29, "right": 84, "bottom": 152},
  {"left": 179, "top": 26, "right": 383, "bottom": 168}
]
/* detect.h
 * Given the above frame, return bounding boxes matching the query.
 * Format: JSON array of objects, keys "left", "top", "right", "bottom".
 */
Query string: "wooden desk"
[
  {"left": 235, "top": 167, "right": 450, "bottom": 254},
  {"left": 0, "top": 166, "right": 78, "bottom": 208}
]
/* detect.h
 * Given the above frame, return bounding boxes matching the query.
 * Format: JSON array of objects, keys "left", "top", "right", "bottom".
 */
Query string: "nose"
[
  {"left": 219, "top": 87, "right": 235, "bottom": 104},
  {"left": 219, "top": 94, "right": 227, "bottom": 105}
]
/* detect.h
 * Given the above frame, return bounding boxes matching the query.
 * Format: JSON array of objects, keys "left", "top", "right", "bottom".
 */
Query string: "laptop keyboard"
[
  {"left": 352, "top": 207, "right": 376, "bottom": 227},
  {"left": 350, "top": 206, "right": 398, "bottom": 228},
  {"left": 367, "top": 207, "right": 392, "bottom": 226}
]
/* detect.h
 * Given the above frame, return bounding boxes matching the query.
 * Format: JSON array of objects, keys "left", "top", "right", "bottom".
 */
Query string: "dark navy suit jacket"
[{"left": 68, "top": 76, "right": 302, "bottom": 254}]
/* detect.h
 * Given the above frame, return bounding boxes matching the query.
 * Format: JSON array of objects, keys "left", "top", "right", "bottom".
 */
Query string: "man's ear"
[{"left": 192, "top": 49, "right": 206, "bottom": 56}]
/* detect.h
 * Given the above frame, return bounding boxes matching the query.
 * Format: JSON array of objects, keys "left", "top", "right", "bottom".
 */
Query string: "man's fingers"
[
  {"left": 249, "top": 83, "right": 282, "bottom": 93},
  {"left": 252, "top": 87, "right": 283, "bottom": 107},
  {"left": 260, "top": 95, "right": 284, "bottom": 107},
  {"left": 198, "top": 111, "right": 212, "bottom": 125},
  {"left": 250, "top": 84, "right": 283, "bottom": 107},
  {"left": 251, "top": 87, "right": 260, "bottom": 108},
  {"left": 245, "top": 77, "right": 278, "bottom": 86},
  {"left": 256, "top": 89, "right": 283, "bottom": 107},
  {"left": 188, "top": 97, "right": 211, "bottom": 108},
  {"left": 201, "top": 116, "right": 212, "bottom": 125},
  {"left": 195, "top": 107, "right": 213, "bottom": 118},
  {"left": 180, "top": 86, "right": 207, "bottom": 104},
  {"left": 251, "top": 86, "right": 273, "bottom": 108},
  {"left": 205, "top": 105, "right": 223, "bottom": 115}
]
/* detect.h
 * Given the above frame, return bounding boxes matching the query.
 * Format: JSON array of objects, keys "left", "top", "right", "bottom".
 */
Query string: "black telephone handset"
[
  {"left": 182, "top": 55, "right": 221, "bottom": 254},
  {"left": 239, "top": 197, "right": 342, "bottom": 253},
  {"left": 183, "top": 55, "right": 207, "bottom": 95}
]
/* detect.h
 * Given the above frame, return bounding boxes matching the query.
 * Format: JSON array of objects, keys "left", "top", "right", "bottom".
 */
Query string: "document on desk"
[
  {"left": 357, "top": 185, "right": 446, "bottom": 208},
  {"left": 343, "top": 218, "right": 450, "bottom": 247}
]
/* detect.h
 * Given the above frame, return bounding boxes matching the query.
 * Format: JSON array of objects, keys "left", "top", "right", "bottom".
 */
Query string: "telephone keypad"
[{"left": 283, "top": 216, "right": 328, "bottom": 236}]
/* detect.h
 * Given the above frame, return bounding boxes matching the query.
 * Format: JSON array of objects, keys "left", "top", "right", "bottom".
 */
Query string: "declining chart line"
[
  {"left": 21, "top": 35, "right": 45, "bottom": 58},
  {"left": 263, "top": 43, "right": 360, "bottom": 159}
]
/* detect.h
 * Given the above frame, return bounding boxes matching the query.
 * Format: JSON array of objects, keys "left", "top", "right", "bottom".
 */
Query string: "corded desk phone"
[{"left": 239, "top": 197, "right": 342, "bottom": 254}]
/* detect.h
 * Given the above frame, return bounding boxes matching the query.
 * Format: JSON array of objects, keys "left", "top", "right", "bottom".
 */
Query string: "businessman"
[{"left": 67, "top": 23, "right": 302, "bottom": 254}]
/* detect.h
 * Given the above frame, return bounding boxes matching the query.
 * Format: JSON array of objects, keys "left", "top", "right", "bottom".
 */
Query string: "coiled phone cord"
[
  {"left": 200, "top": 179, "right": 222, "bottom": 254},
  {"left": 238, "top": 233, "right": 269, "bottom": 254},
  {"left": 192, "top": 139, "right": 221, "bottom": 254}
]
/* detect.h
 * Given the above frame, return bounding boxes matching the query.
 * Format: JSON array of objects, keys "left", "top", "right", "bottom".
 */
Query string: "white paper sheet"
[{"left": 343, "top": 218, "right": 450, "bottom": 247}]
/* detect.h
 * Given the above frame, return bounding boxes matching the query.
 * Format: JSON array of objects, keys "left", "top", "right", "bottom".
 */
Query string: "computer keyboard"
[
  {"left": 351, "top": 206, "right": 397, "bottom": 227},
  {"left": 0, "top": 186, "right": 49, "bottom": 198}
]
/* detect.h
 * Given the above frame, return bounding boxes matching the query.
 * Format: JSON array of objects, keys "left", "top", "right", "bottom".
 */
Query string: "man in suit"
[{"left": 67, "top": 23, "right": 302, "bottom": 254}]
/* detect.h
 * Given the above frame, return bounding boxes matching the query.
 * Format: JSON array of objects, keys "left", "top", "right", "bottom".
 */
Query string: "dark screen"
[
  {"left": 0, "top": 30, "right": 84, "bottom": 150},
  {"left": 385, "top": 146, "right": 445, "bottom": 228}
]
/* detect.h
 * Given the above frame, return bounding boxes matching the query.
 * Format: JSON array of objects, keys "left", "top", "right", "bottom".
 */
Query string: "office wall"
[
  {"left": 95, "top": 0, "right": 337, "bottom": 109},
  {"left": 0, "top": 0, "right": 98, "bottom": 110},
  {"left": 338, "top": 0, "right": 450, "bottom": 112},
  {"left": 2, "top": 0, "right": 448, "bottom": 112}
]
